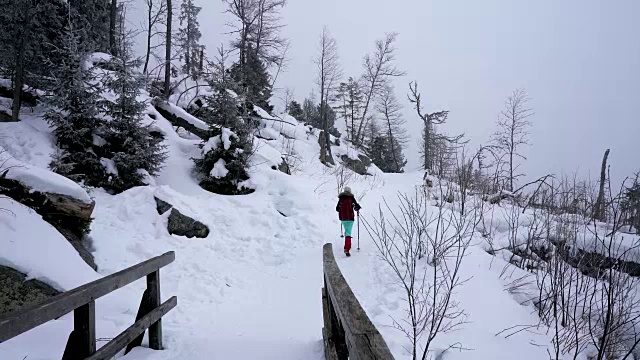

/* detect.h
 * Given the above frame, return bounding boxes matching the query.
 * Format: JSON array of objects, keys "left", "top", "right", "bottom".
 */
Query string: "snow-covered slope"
[{"left": 3, "top": 81, "right": 635, "bottom": 360}]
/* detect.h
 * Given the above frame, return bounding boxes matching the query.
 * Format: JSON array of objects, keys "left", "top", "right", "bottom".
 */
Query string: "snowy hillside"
[{"left": 1, "top": 76, "right": 639, "bottom": 360}]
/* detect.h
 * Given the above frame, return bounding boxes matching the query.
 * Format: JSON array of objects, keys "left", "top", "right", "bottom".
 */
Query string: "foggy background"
[{"left": 133, "top": 0, "right": 640, "bottom": 187}]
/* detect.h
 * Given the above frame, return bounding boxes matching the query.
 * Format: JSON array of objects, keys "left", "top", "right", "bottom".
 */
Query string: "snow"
[
  {"left": 210, "top": 158, "right": 229, "bottom": 178},
  {"left": 89, "top": 52, "right": 112, "bottom": 64},
  {"left": 156, "top": 101, "right": 209, "bottom": 131},
  {"left": 221, "top": 127, "right": 236, "bottom": 150},
  {"left": 0, "top": 198, "right": 98, "bottom": 290},
  {"left": 100, "top": 157, "right": 118, "bottom": 175},
  {"left": 2, "top": 90, "right": 635, "bottom": 360},
  {"left": 0, "top": 146, "right": 92, "bottom": 203}
]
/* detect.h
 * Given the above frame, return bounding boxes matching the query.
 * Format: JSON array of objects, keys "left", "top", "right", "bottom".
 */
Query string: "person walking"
[{"left": 336, "top": 186, "right": 361, "bottom": 257}]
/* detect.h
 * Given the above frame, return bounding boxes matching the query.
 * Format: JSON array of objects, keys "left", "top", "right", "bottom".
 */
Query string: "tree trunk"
[
  {"left": 143, "top": 1, "right": 153, "bottom": 75},
  {"left": 109, "top": 0, "right": 118, "bottom": 56},
  {"left": 593, "top": 149, "right": 610, "bottom": 222},
  {"left": 164, "top": 0, "right": 172, "bottom": 99},
  {"left": 11, "top": 4, "right": 33, "bottom": 122}
]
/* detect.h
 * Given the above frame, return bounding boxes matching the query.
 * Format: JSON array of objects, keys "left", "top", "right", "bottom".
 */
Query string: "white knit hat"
[{"left": 344, "top": 186, "right": 352, "bottom": 193}]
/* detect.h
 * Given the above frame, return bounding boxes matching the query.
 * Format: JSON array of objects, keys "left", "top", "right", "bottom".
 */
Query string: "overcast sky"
[{"left": 134, "top": 0, "right": 639, "bottom": 187}]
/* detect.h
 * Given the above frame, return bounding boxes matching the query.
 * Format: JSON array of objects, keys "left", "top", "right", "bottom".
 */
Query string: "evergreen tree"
[
  {"left": 302, "top": 97, "right": 318, "bottom": 125},
  {"left": 229, "top": 46, "right": 273, "bottom": 112},
  {"left": 622, "top": 175, "right": 640, "bottom": 234},
  {"left": 288, "top": 100, "right": 303, "bottom": 121},
  {"left": 69, "top": 0, "right": 111, "bottom": 53},
  {"left": 194, "top": 52, "right": 253, "bottom": 195},
  {"left": 365, "top": 117, "right": 407, "bottom": 173},
  {"left": 377, "top": 84, "right": 408, "bottom": 173},
  {"left": 0, "top": 0, "right": 66, "bottom": 121},
  {"left": 101, "top": 32, "right": 166, "bottom": 193},
  {"left": 179, "top": 0, "right": 202, "bottom": 79},
  {"left": 45, "top": 17, "right": 106, "bottom": 186},
  {"left": 334, "top": 77, "right": 363, "bottom": 142}
]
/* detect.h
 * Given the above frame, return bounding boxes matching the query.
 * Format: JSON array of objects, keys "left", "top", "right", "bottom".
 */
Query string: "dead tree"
[
  {"left": 492, "top": 88, "right": 533, "bottom": 191},
  {"left": 408, "top": 81, "right": 463, "bottom": 173},
  {"left": 353, "top": 33, "right": 405, "bottom": 147},
  {"left": 314, "top": 26, "right": 341, "bottom": 165},
  {"left": 593, "top": 149, "right": 610, "bottom": 222}
]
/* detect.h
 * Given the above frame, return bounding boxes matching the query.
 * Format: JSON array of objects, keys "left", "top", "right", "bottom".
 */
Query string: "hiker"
[{"left": 336, "top": 186, "right": 361, "bottom": 257}]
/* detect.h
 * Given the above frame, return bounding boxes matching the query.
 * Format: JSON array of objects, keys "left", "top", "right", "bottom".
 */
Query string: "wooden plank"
[
  {"left": 322, "top": 243, "right": 394, "bottom": 360},
  {"left": 86, "top": 296, "right": 177, "bottom": 360},
  {"left": 0, "top": 252, "right": 175, "bottom": 343},
  {"left": 147, "top": 270, "right": 163, "bottom": 350}
]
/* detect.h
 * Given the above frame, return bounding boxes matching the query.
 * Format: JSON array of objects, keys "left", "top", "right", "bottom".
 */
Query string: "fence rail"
[
  {"left": 0, "top": 251, "right": 177, "bottom": 360},
  {"left": 322, "top": 243, "right": 394, "bottom": 360}
]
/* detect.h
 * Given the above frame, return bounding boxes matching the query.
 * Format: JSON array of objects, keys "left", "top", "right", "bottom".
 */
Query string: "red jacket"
[{"left": 336, "top": 192, "right": 361, "bottom": 221}]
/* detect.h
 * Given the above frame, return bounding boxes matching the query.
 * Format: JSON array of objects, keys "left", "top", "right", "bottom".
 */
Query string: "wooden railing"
[
  {"left": 322, "top": 243, "right": 394, "bottom": 360},
  {"left": 0, "top": 251, "right": 177, "bottom": 360}
]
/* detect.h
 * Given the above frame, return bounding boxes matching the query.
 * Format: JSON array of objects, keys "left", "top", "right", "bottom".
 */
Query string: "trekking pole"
[{"left": 357, "top": 211, "right": 360, "bottom": 251}]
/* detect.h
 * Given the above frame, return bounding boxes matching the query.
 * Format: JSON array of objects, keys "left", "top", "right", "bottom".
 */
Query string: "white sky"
[{"left": 133, "top": 0, "right": 639, "bottom": 187}]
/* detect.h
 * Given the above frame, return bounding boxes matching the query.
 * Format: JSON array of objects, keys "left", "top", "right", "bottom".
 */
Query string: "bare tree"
[
  {"left": 224, "top": 0, "right": 287, "bottom": 72},
  {"left": 593, "top": 148, "right": 610, "bottom": 222},
  {"left": 163, "top": 0, "right": 173, "bottom": 98},
  {"left": 492, "top": 88, "right": 533, "bottom": 191},
  {"left": 363, "top": 188, "right": 477, "bottom": 360},
  {"left": 254, "top": 0, "right": 287, "bottom": 66},
  {"left": 314, "top": 26, "right": 341, "bottom": 165},
  {"left": 408, "top": 81, "right": 463, "bottom": 173},
  {"left": 142, "top": 0, "right": 168, "bottom": 75},
  {"left": 353, "top": 33, "right": 405, "bottom": 146}
]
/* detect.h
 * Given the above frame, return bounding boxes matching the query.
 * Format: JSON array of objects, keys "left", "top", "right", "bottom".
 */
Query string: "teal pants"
[{"left": 341, "top": 221, "right": 354, "bottom": 237}]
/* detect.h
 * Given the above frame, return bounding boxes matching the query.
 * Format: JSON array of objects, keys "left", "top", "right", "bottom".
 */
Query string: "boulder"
[
  {"left": 154, "top": 196, "right": 173, "bottom": 215},
  {"left": 340, "top": 154, "right": 372, "bottom": 176},
  {"left": 0, "top": 265, "right": 60, "bottom": 316},
  {"left": 167, "top": 208, "right": 210, "bottom": 239},
  {"left": 0, "top": 177, "right": 96, "bottom": 269},
  {"left": 0, "top": 177, "right": 94, "bottom": 236}
]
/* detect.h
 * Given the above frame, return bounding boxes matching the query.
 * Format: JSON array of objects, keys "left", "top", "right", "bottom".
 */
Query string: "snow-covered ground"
[{"left": 2, "top": 83, "right": 636, "bottom": 360}]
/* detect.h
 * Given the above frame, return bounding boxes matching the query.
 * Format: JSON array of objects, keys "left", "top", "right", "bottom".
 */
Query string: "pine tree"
[
  {"left": 101, "top": 29, "right": 166, "bottom": 193},
  {"left": 179, "top": 0, "right": 202, "bottom": 79},
  {"left": 229, "top": 46, "right": 273, "bottom": 112},
  {"left": 69, "top": 0, "right": 111, "bottom": 53},
  {"left": 622, "top": 175, "right": 640, "bottom": 234},
  {"left": 0, "top": 0, "right": 66, "bottom": 121},
  {"left": 45, "top": 16, "right": 106, "bottom": 186},
  {"left": 194, "top": 51, "right": 253, "bottom": 195},
  {"left": 334, "top": 77, "right": 363, "bottom": 142},
  {"left": 288, "top": 100, "right": 303, "bottom": 120},
  {"left": 302, "top": 97, "right": 318, "bottom": 125},
  {"left": 377, "top": 84, "right": 408, "bottom": 173}
]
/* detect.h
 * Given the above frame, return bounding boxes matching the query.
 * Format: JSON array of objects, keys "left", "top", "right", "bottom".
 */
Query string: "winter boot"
[{"left": 344, "top": 236, "right": 352, "bottom": 256}]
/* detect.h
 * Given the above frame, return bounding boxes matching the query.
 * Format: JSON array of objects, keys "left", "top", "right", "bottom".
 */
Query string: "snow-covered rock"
[{"left": 1, "top": 147, "right": 92, "bottom": 203}]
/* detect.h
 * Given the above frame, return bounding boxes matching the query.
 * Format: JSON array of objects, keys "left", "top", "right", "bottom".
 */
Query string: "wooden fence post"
[
  {"left": 147, "top": 270, "right": 162, "bottom": 350},
  {"left": 62, "top": 301, "right": 96, "bottom": 360}
]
